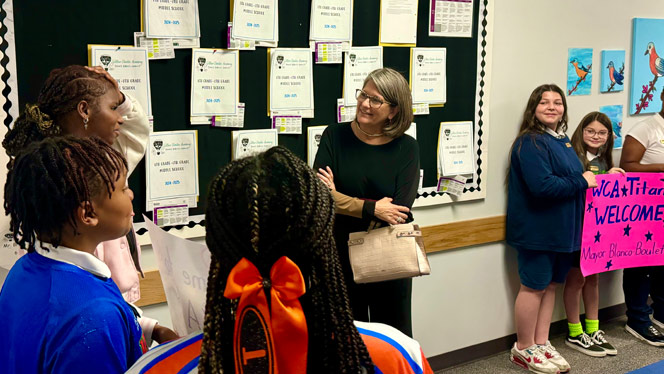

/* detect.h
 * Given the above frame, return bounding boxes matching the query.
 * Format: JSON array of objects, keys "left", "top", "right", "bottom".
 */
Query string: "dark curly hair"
[
  {"left": 4, "top": 136, "right": 127, "bottom": 252},
  {"left": 3, "top": 65, "right": 112, "bottom": 166},
  {"left": 199, "top": 146, "right": 374, "bottom": 374}
]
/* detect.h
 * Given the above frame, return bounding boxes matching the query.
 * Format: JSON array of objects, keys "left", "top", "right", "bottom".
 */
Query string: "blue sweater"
[
  {"left": 0, "top": 252, "right": 145, "bottom": 373},
  {"left": 506, "top": 133, "right": 588, "bottom": 252}
]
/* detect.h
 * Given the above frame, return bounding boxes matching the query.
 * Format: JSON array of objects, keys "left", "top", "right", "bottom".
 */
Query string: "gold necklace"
[{"left": 354, "top": 121, "right": 384, "bottom": 137}]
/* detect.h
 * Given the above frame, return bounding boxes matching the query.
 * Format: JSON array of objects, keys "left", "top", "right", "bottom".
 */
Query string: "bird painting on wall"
[
  {"left": 629, "top": 18, "right": 664, "bottom": 114},
  {"left": 567, "top": 50, "right": 593, "bottom": 96},
  {"left": 607, "top": 61, "right": 624, "bottom": 85},
  {"left": 635, "top": 41, "right": 664, "bottom": 114},
  {"left": 606, "top": 61, "right": 624, "bottom": 92},
  {"left": 571, "top": 58, "right": 590, "bottom": 80},
  {"left": 645, "top": 42, "right": 664, "bottom": 78}
]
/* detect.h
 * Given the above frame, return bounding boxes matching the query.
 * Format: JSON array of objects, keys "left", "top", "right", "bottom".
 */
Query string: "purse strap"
[{"left": 366, "top": 220, "right": 382, "bottom": 232}]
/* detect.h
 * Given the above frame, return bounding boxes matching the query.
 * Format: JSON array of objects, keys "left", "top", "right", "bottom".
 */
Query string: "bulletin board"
[{"left": 9, "top": 0, "right": 492, "bottom": 221}]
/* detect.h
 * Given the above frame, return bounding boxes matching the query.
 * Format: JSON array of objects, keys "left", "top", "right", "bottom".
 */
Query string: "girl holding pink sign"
[
  {"left": 563, "top": 111, "right": 624, "bottom": 358},
  {"left": 506, "top": 84, "right": 597, "bottom": 374}
]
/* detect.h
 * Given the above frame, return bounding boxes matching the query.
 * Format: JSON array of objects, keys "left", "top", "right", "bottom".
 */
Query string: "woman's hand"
[
  {"left": 583, "top": 171, "right": 598, "bottom": 188},
  {"left": 374, "top": 197, "right": 410, "bottom": 225},
  {"left": 607, "top": 167, "right": 625, "bottom": 175},
  {"left": 317, "top": 166, "right": 336, "bottom": 191},
  {"left": 85, "top": 66, "right": 124, "bottom": 101}
]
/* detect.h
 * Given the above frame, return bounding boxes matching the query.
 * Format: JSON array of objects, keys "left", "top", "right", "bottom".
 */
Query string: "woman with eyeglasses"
[
  {"left": 562, "top": 111, "right": 624, "bottom": 358},
  {"left": 314, "top": 68, "right": 419, "bottom": 337}
]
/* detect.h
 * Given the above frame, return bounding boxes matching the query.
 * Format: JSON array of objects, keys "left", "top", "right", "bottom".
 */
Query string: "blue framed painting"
[
  {"left": 600, "top": 50, "right": 625, "bottom": 93},
  {"left": 599, "top": 105, "right": 623, "bottom": 149},
  {"left": 567, "top": 48, "right": 593, "bottom": 96},
  {"left": 630, "top": 18, "right": 664, "bottom": 115}
]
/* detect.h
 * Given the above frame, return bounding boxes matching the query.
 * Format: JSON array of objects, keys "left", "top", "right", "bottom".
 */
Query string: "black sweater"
[{"left": 314, "top": 123, "right": 420, "bottom": 251}]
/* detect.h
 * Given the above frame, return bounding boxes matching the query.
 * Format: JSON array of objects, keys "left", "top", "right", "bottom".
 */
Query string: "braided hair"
[
  {"left": 4, "top": 136, "right": 127, "bottom": 252},
  {"left": 3, "top": 65, "right": 112, "bottom": 166},
  {"left": 199, "top": 146, "right": 374, "bottom": 374}
]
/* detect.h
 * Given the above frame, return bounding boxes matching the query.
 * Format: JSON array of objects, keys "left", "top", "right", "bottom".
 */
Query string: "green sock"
[
  {"left": 585, "top": 319, "right": 599, "bottom": 334},
  {"left": 568, "top": 322, "right": 583, "bottom": 337}
]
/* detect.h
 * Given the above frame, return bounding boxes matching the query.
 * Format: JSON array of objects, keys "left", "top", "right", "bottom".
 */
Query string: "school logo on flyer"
[
  {"left": 197, "top": 57, "right": 207, "bottom": 72},
  {"left": 99, "top": 55, "right": 112, "bottom": 71},
  {"left": 152, "top": 140, "right": 164, "bottom": 156}
]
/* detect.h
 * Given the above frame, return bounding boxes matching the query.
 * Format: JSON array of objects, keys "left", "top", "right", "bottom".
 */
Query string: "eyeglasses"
[
  {"left": 584, "top": 128, "right": 609, "bottom": 138},
  {"left": 355, "top": 89, "right": 393, "bottom": 109}
]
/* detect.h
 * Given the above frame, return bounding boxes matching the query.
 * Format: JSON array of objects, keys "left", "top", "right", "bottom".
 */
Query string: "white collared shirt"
[
  {"left": 544, "top": 126, "right": 566, "bottom": 139},
  {"left": 36, "top": 242, "right": 111, "bottom": 279},
  {"left": 586, "top": 151, "right": 599, "bottom": 162}
]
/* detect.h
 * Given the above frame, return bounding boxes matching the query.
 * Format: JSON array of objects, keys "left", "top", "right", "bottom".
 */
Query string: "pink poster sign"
[{"left": 581, "top": 173, "right": 664, "bottom": 276}]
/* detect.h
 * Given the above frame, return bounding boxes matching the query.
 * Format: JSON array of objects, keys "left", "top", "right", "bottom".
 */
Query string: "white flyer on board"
[
  {"left": 231, "top": 0, "right": 279, "bottom": 42},
  {"left": 232, "top": 129, "right": 278, "bottom": 160},
  {"left": 146, "top": 130, "right": 199, "bottom": 207},
  {"left": 310, "top": 0, "right": 353, "bottom": 42},
  {"left": 438, "top": 121, "right": 474, "bottom": 176},
  {"left": 190, "top": 49, "right": 239, "bottom": 116},
  {"left": 411, "top": 47, "right": 447, "bottom": 104},
  {"left": 343, "top": 46, "right": 383, "bottom": 106},
  {"left": 269, "top": 48, "right": 314, "bottom": 113},
  {"left": 379, "top": 0, "right": 418, "bottom": 45},
  {"left": 133, "top": 32, "right": 175, "bottom": 60},
  {"left": 315, "top": 42, "right": 343, "bottom": 64},
  {"left": 436, "top": 175, "right": 467, "bottom": 196},
  {"left": 307, "top": 125, "right": 328, "bottom": 167},
  {"left": 89, "top": 46, "right": 153, "bottom": 116},
  {"left": 212, "top": 103, "right": 245, "bottom": 128},
  {"left": 173, "top": 37, "right": 200, "bottom": 49},
  {"left": 272, "top": 115, "right": 302, "bottom": 134},
  {"left": 429, "top": 0, "right": 474, "bottom": 38},
  {"left": 405, "top": 122, "right": 417, "bottom": 140},
  {"left": 153, "top": 205, "right": 189, "bottom": 227},
  {"left": 147, "top": 196, "right": 197, "bottom": 212},
  {"left": 227, "top": 23, "right": 256, "bottom": 50},
  {"left": 144, "top": 0, "right": 200, "bottom": 38},
  {"left": 337, "top": 98, "right": 356, "bottom": 122},
  {"left": 412, "top": 103, "right": 430, "bottom": 115}
]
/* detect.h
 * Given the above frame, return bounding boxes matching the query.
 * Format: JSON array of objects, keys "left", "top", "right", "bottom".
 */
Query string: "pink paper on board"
[{"left": 581, "top": 172, "right": 664, "bottom": 276}]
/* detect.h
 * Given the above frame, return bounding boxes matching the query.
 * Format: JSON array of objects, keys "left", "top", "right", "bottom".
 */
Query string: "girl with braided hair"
[
  {"left": 1, "top": 65, "right": 176, "bottom": 344},
  {"left": 3, "top": 65, "right": 147, "bottom": 175},
  {"left": 126, "top": 146, "right": 433, "bottom": 374},
  {"left": 0, "top": 137, "right": 147, "bottom": 373}
]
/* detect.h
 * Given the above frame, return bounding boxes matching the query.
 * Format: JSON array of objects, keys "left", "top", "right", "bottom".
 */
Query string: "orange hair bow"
[{"left": 224, "top": 256, "right": 308, "bottom": 374}]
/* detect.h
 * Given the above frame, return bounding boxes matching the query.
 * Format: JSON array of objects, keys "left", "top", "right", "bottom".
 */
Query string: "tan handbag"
[{"left": 348, "top": 223, "right": 431, "bottom": 284}]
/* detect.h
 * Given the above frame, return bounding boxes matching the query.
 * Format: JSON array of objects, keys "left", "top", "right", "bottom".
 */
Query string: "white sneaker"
[
  {"left": 510, "top": 343, "right": 560, "bottom": 374},
  {"left": 537, "top": 341, "right": 570, "bottom": 373}
]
